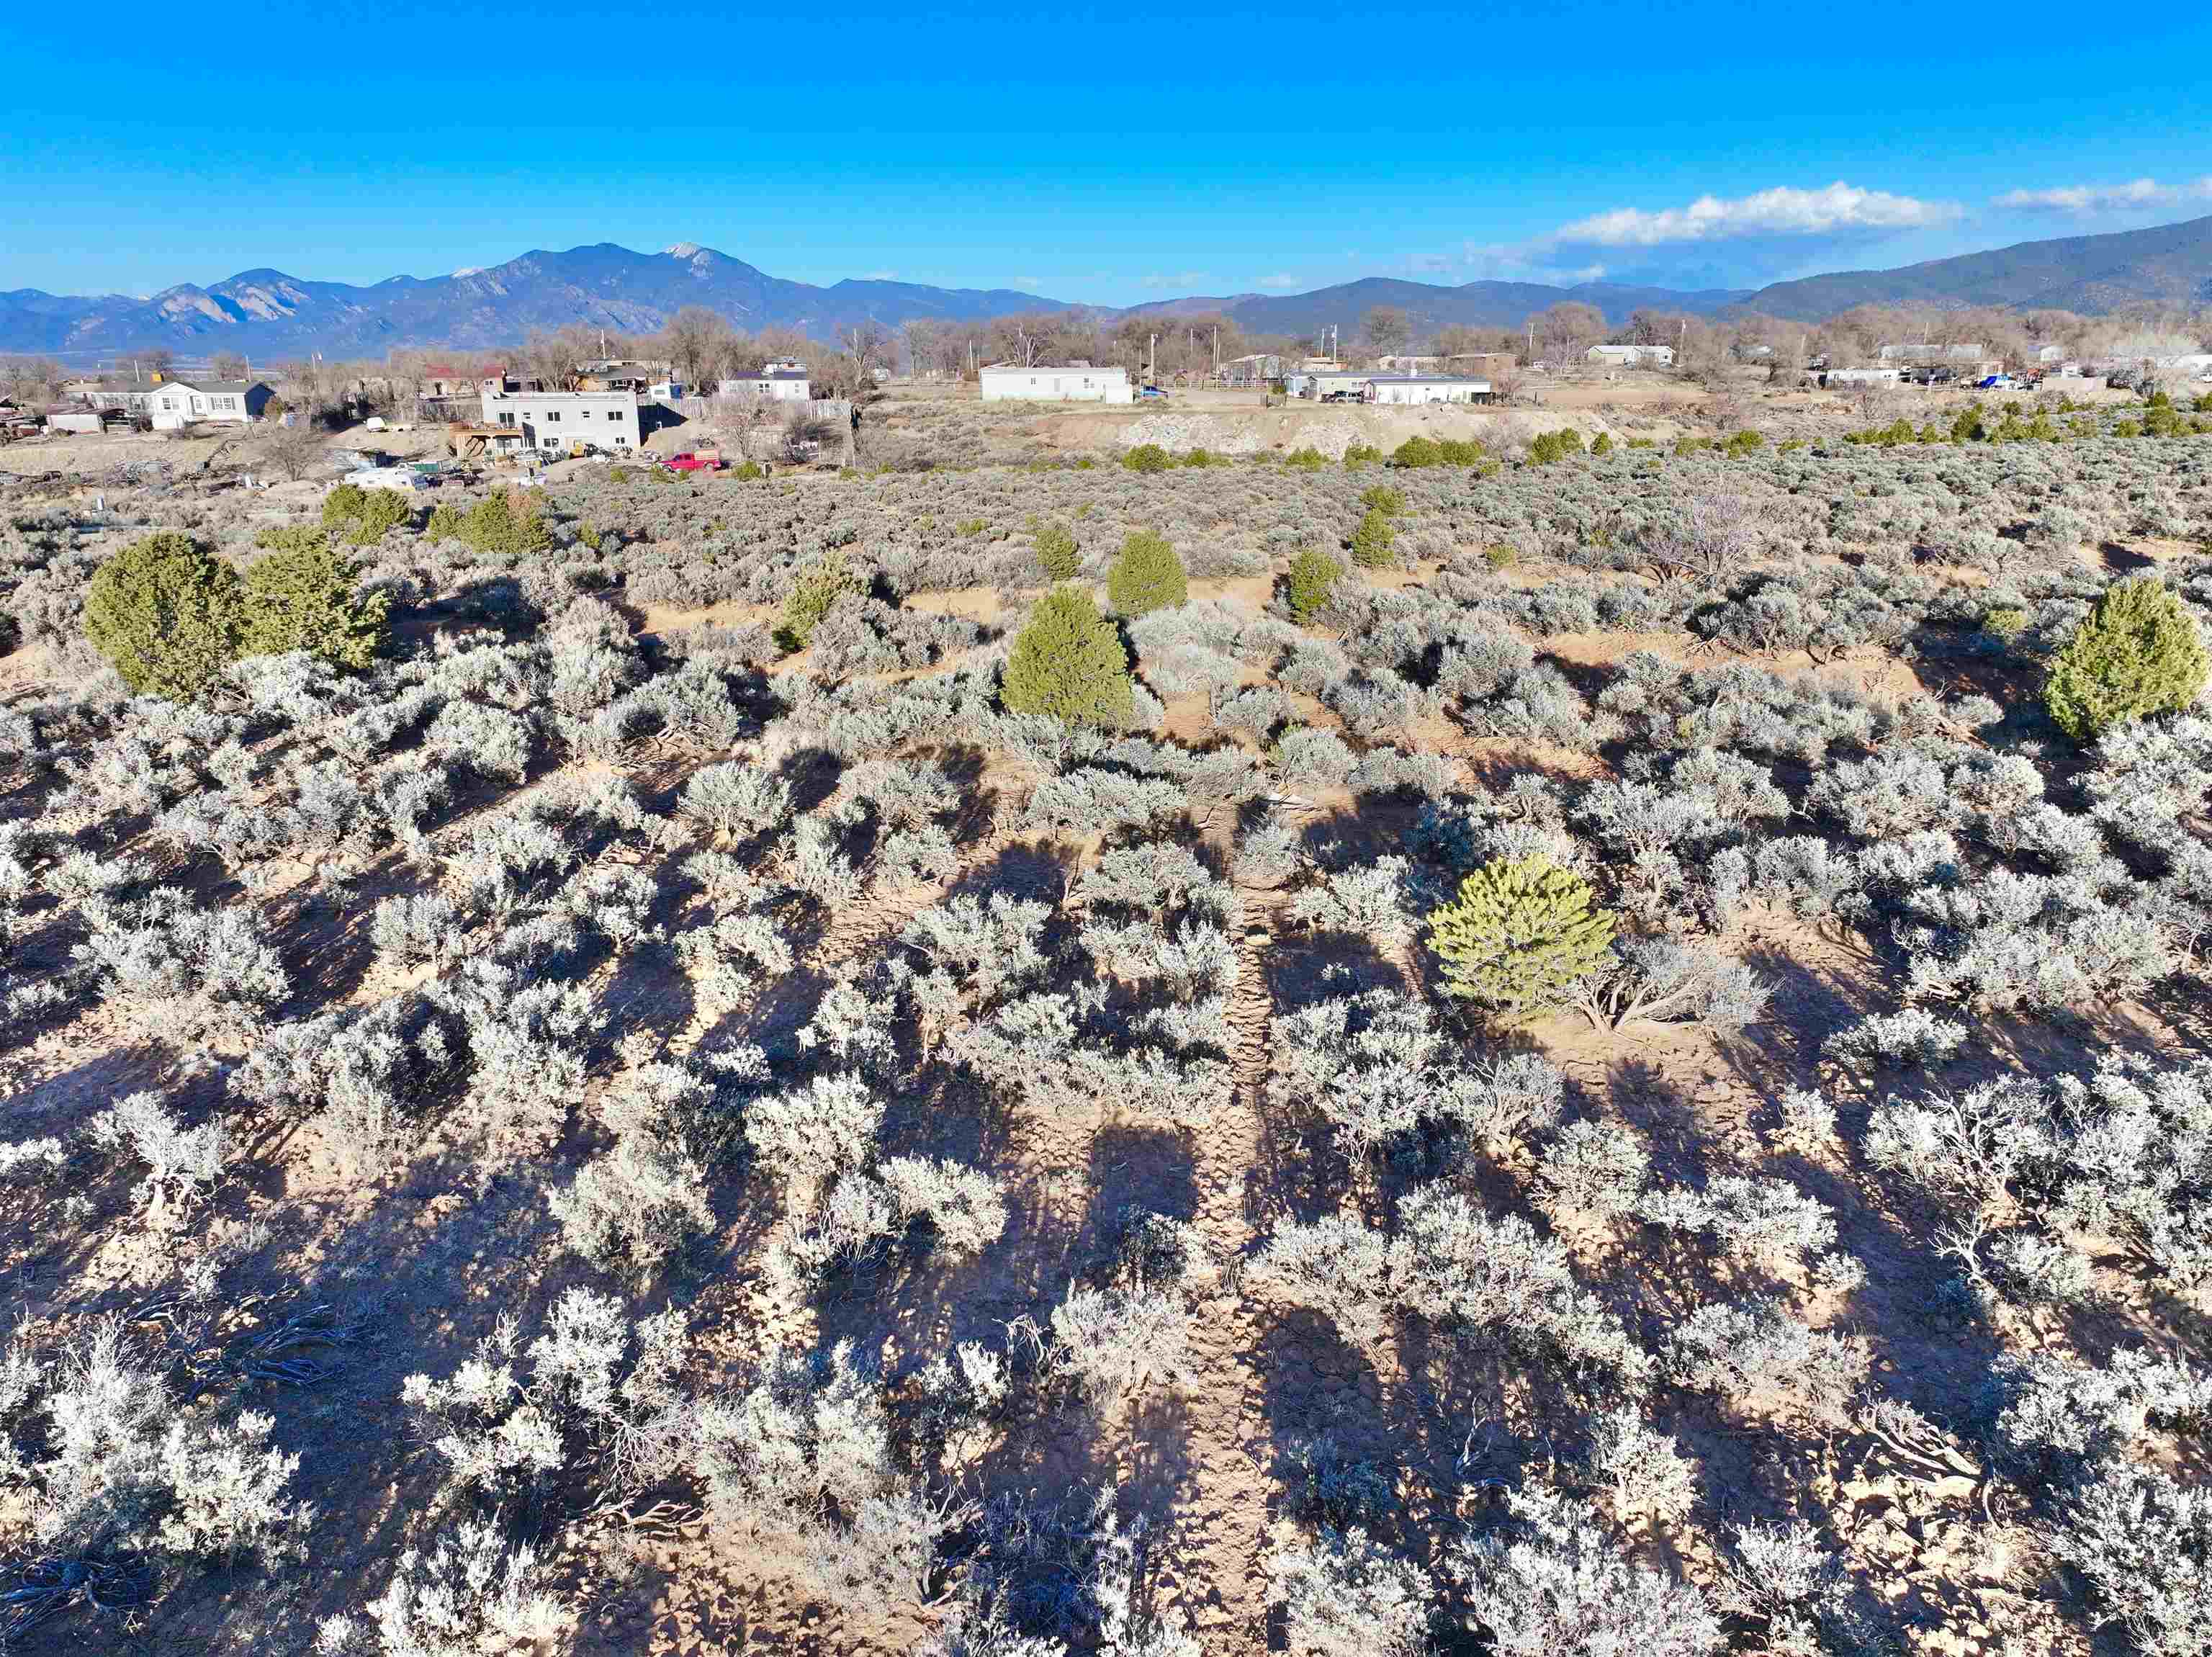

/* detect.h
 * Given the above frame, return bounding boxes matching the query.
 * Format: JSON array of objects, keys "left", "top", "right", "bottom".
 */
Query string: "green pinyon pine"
[
  {"left": 243, "top": 526, "right": 391, "bottom": 670},
  {"left": 1002, "top": 585, "right": 1134, "bottom": 727},
  {"left": 1350, "top": 508, "right": 1396, "bottom": 569},
  {"left": 777, "top": 548, "right": 863, "bottom": 652},
  {"left": 2044, "top": 577, "right": 2209, "bottom": 742},
  {"left": 1286, "top": 549, "right": 1344, "bottom": 624},
  {"left": 1427, "top": 856, "right": 1616, "bottom": 1018},
  {"left": 1107, "top": 530, "right": 1187, "bottom": 616},
  {"left": 83, "top": 531, "right": 246, "bottom": 700},
  {"left": 1033, "top": 521, "right": 1081, "bottom": 580}
]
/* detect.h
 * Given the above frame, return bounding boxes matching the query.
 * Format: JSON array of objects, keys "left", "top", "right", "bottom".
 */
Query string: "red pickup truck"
[{"left": 662, "top": 450, "right": 725, "bottom": 473}]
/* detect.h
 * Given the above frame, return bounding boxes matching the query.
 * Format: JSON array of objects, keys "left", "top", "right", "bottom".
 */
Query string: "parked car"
[
  {"left": 1139, "top": 386, "right": 1168, "bottom": 400},
  {"left": 663, "top": 450, "right": 725, "bottom": 472},
  {"left": 1975, "top": 374, "right": 2014, "bottom": 390}
]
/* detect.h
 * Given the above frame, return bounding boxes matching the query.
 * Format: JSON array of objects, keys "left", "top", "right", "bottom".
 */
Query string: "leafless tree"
[
  {"left": 842, "top": 321, "right": 892, "bottom": 385},
  {"left": 212, "top": 351, "right": 249, "bottom": 382},
  {"left": 1530, "top": 302, "right": 1606, "bottom": 369},
  {"left": 261, "top": 420, "right": 325, "bottom": 482},
  {"left": 661, "top": 307, "right": 734, "bottom": 391},
  {"left": 1362, "top": 306, "right": 1411, "bottom": 357}
]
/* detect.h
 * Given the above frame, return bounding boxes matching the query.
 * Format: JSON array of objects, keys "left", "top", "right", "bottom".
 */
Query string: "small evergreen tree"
[
  {"left": 1121, "top": 444, "right": 1172, "bottom": 474},
  {"left": 321, "top": 482, "right": 410, "bottom": 544},
  {"left": 1107, "top": 530, "right": 1187, "bottom": 616},
  {"left": 243, "top": 527, "right": 390, "bottom": 670},
  {"left": 1034, "top": 521, "right": 1081, "bottom": 580},
  {"left": 778, "top": 549, "right": 863, "bottom": 652},
  {"left": 2044, "top": 577, "right": 2210, "bottom": 741},
  {"left": 1359, "top": 485, "right": 1406, "bottom": 515},
  {"left": 1287, "top": 549, "right": 1344, "bottom": 624},
  {"left": 457, "top": 488, "right": 551, "bottom": 557},
  {"left": 1002, "top": 586, "right": 1134, "bottom": 727},
  {"left": 82, "top": 531, "right": 245, "bottom": 700},
  {"left": 1428, "top": 857, "right": 1616, "bottom": 1019},
  {"left": 1350, "top": 509, "right": 1396, "bottom": 569},
  {"left": 1391, "top": 436, "right": 1442, "bottom": 469},
  {"left": 321, "top": 482, "right": 368, "bottom": 529}
]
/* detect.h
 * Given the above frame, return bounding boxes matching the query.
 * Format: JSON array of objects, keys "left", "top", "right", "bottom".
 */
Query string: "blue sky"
[{"left": 6, "top": 0, "right": 2208, "bottom": 303}]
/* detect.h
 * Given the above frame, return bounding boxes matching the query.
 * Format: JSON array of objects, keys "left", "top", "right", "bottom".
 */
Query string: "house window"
[{"left": 545, "top": 410, "right": 560, "bottom": 422}]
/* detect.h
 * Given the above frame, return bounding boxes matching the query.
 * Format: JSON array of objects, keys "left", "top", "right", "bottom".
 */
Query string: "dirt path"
[{"left": 1143, "top": 856, "right": 1285, "bottom": 1645}]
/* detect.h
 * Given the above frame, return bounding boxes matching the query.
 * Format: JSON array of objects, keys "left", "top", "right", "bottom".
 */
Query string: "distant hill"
[
  {"left": 1740, "top": 215, "right": 2212, "bottom": 320},
  {"left": 1132, "top": 277, "right": 1753, "bottom": 338},
  {"left": 4, "top": 215, "right": 2208, "bottom": 361}
]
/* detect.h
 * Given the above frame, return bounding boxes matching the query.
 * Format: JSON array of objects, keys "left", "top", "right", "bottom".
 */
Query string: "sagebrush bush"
[
  {"left": 83, "top": 531, "right": 245, "bottom": 699},
  {"left": 1107, "top": 530, "right": 1187, "bottom": 616},
  {"left": 1427, "top": 857, "right": 1616, "bottom": 1018},
  {"left": 2044, "top": 577, "right": 2208, "bottom": 741},
  {"left": 1121, "top": 444, "right": 1172, "bottom": 473},
  {"left": 1001, "top": 586, "right": 1134, "bottom": 727}
]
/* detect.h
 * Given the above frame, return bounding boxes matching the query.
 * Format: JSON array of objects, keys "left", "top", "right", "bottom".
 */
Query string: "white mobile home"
[
  {"left": 145, "top": 379, "right": 274, "bottom": 429},
  {"left": 1365, "top": 374, "right": 1493, "bottom": 405},
  {"left": 480, "top": 385, "right": 640, "bottom": 452},
  {"left": 979, "top": 365, "right": 1132, "bottom": 403},
  {"left": 719, "top": 368, "right": 812, "bottom": 401},
  {"left": 1822, "top": 367, "right": 1902, "bottom": 387},
  {"left": 1586, "top": 344, "right": 1674, "bottom": 367}
]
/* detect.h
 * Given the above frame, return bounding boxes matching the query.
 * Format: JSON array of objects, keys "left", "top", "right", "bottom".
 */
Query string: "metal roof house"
[{"left": 1587, "top": 344, "right": 1674, "bottom": 367}]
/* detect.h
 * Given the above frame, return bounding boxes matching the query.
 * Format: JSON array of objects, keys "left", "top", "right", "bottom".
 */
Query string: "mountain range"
[{"left": 5, "top": 216, "right": 2210, "bottom": 363}]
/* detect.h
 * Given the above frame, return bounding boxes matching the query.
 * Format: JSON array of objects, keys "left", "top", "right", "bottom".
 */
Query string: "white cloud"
[
  {"left": 1994, "top": 176, "right": 2212, "bottom": 213},
  {"left": 1555, "top": 181, "right": 1960, "bottom": 247},
  {"left": 1015, "top": 275, "right": 1041, "bottom": 289},
  {"left": 860, "top": 269, "right": 899, "bottom": 281},
  {"left": 1141, "top": 270, "right": 1210, "bottom": 289},
  {"left": 1256, "top": 272, "right": 1299, "bottom": 289},
  {"left": 1458, "top": 241, "right": 1607, "bottom": 285}
]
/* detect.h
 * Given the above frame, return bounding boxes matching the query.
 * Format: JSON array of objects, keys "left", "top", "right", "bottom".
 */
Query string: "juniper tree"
[
  {"left": 241, "top": 528, "right": 391, "bottom": 670},
  {"left": 1287, "top": 549, "right": 1344, "bottom": 623},
  {"left": 1426, "top": 856, "right": 1616, "bottom": 1018},
  {"left": 83, "top": 531, "right": 245, "bottom": 699},
  {"left": 2044, "top": 577, "right": 2209, "bottom": 741},
  {"left": 1106, "top": 530, "right": 1187, "bottom": 616},
  {"left": 1002, "top": 586, "right": 1134, "bottom": 727}
]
